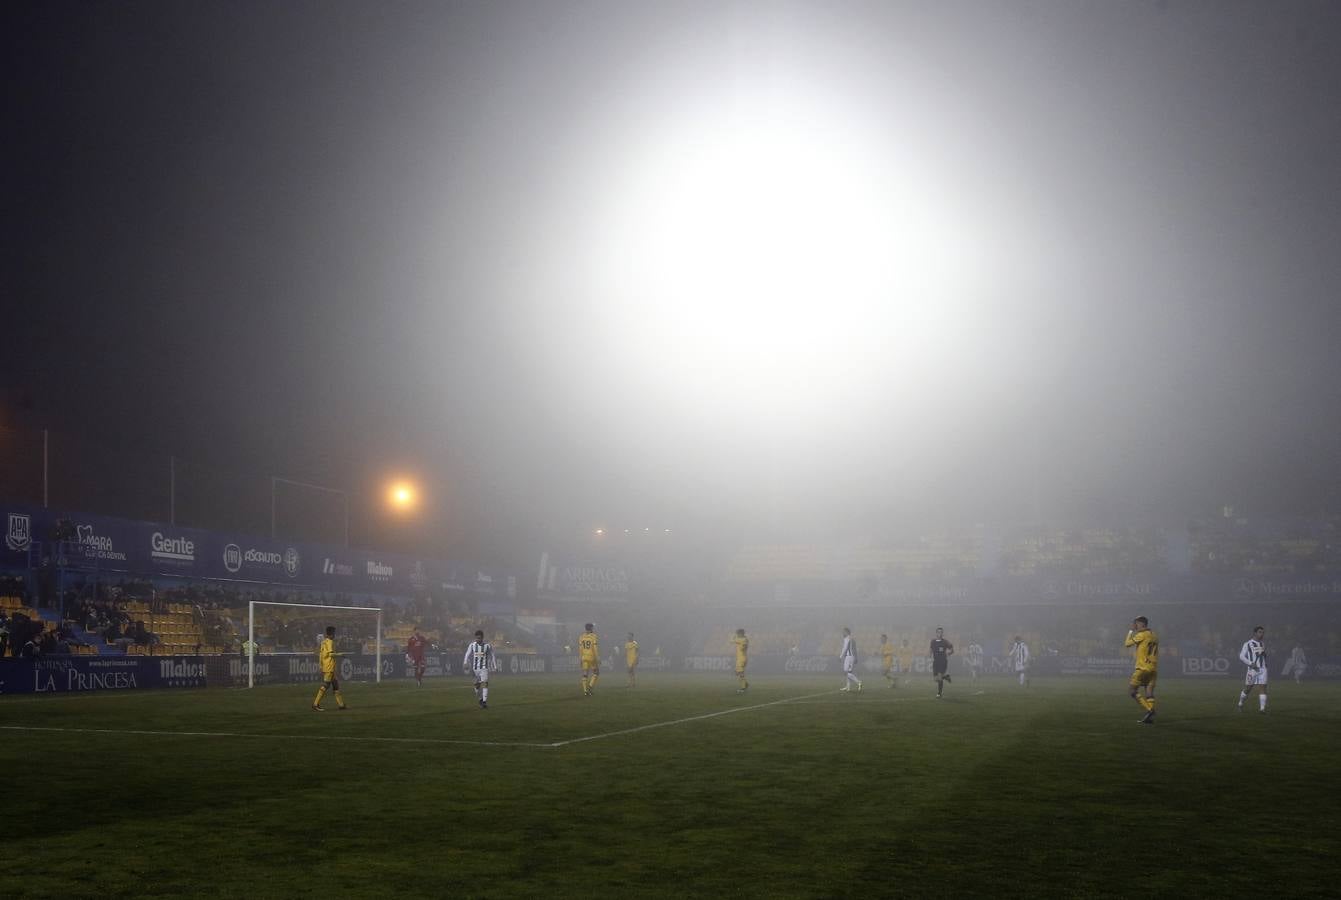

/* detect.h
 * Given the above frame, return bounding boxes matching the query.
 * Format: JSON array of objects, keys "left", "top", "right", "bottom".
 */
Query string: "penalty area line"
[{"left": 549, "top": 689, "right": 840, "bottom": 748}]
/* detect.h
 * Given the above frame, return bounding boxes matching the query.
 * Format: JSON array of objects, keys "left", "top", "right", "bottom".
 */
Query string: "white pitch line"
[
  {"left": 549, "top": 689, "right": 839, "bottom": 748},
  {"left": 0, "top": 689, "right": 845, "bottom": 750},
  {"left": 0, "top": 724, "right": 552, "bottom": 749},
  {"left": 784, "top": 695, "right": 939, "bottom": 706}
]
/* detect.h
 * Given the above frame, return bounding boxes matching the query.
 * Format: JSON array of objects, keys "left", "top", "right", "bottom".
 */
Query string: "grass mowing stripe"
[{"left": 3, "top": 676, "right": 1338, "bottom": 897}]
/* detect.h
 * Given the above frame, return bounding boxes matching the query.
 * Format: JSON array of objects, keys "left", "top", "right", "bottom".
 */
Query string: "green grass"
[{"left": 2, "top": 675, "right": 1339, "bottom": 898}]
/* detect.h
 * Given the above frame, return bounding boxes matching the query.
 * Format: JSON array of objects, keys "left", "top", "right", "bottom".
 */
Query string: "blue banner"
[
  {"left": 0, "top": 653, "right": 585, "bottom": 696},
  {"left": 0, "top": 503, "right": 515, "bottom": 604},
  {"left": 242, "top": 653, "right": 397, "bottom": 686},
  {"left": 0, "top": 656, "right": 207, "bottom": 695}
]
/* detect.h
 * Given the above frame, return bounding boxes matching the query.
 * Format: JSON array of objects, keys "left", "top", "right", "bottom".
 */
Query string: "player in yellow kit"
[
  {"left": 311, "top": 626, "right": 347, "bottom": 711},
  {"left": 898, "top": 639, "right": 913, "bottom": 682},
  {"left": 880, "top": 634, "right": 895, "bottom": 688},
  {"left": 625, "top": 632, "right": 639, "bottom": 688},
  {"left": 1124, "top": 616, "right": 1159, "bottom": 725},
  {"left": 579, "top": 623, "right": 600, "bottom": 696},
  {"left": 732, "top": 628, "right": 749, "bottom": 693}
]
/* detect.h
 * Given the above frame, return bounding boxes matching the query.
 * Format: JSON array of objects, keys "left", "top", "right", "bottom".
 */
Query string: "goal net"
[{"left": 244, "top": 600, "right": 384, "bottom": 688}]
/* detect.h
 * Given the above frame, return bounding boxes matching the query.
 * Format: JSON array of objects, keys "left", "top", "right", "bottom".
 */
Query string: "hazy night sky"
[{"left": 4, "top": 1, "right": 1340, "bottom": 553}]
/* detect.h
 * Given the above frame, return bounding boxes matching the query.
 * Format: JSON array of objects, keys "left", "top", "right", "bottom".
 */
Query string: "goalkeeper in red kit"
[{"left": 406, "top": 625, "right": 428, "bottom": 687}]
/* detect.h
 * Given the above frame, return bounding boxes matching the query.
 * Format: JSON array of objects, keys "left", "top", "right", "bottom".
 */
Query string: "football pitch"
[{"left": 2, "top": 675, "right": 1339, "bottom": 898}]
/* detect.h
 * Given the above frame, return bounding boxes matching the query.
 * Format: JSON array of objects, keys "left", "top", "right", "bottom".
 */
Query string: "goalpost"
[{"left": 246, "top": 600, "right": 384, "bottom": 689}]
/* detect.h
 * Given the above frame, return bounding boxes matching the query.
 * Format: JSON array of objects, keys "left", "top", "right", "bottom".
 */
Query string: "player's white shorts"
[
  {"left": 842, "top": 656, "right": 856, "bottom": 674},
  {"left": 1244, "top": 668, "right": 1267, "bottom": 687},
  {"left": 471, "top": 668, "right": 491, "bottom": 684}
]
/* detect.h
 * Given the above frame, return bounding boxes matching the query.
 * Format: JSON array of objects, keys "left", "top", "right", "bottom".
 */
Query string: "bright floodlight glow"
[
  {"left": 387, "top": 481, "right": 418, "bottom": 512},
  {"left": 582, "top": 73, "right": 1000, "bottom": 422}
]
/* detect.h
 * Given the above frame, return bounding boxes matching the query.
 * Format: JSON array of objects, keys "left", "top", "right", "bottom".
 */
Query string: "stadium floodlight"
[
  {"left": 568, "top": 69, "right": 1013, "bottom": 431},
  {"left": 246, "top": 599, "right": 384, "bottom": 688},
  {"left": 386, "top": 480, "right": 418, "bottom": 513}
]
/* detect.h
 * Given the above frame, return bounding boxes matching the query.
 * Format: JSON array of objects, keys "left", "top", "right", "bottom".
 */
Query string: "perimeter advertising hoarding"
[
  {"left": 0, "top": 656, "right": 207, "bottom": 695},
  {"left": 0, "top": 503, "right": 512, "bottom": 602},
  {"left": 1051, "top": 655, "right": 1238, "bottom": 678},
  {"left": 191, "top": 653, "right": 456, "bottom": 687},
  {"left": 677, "top": 654, "right": 1270, "bottom": 679},
  {"left": 0, "top": 654, "right": 433, "bottom": 693},
  {"left": 5, "top": 652, "right": 1339, "bottom": 696},
  {"left": 0, "top": 653, "right": 579, "bottom": 694}
]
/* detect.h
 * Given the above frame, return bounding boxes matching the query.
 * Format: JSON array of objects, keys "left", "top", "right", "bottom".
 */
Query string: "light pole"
[{"left": 270, "top": 476, "right": 350, "bottom": 546}]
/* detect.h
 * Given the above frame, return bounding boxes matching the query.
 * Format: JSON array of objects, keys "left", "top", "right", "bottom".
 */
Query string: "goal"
[{"left": 245, "top": 599, "right": 384, "bottom": 688}]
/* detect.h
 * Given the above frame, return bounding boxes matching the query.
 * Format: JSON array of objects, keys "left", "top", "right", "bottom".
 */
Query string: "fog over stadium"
[
  {"left": 6, "top": 4, "right": 1341, "bottom": 897},
  {"left": 6, "top": 0, "right": 1341, "bottom": 553}
]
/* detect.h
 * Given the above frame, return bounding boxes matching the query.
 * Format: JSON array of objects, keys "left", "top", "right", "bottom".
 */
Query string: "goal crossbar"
[{"left": 247, "top": 600, "right": 384, "bottom": 688}]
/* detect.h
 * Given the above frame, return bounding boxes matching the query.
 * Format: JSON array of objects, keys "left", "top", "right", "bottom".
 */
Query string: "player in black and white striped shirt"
[
  {"left": 463, "top": 629, "right": 499, "bottom": 709},
  {"left": 1008, "top": 636, "right": 1031, "bottom": 688},
  {"left": 839, "top": 628, "right": 863, "bottom": 693},
  {"left": 1237, "top": 625, "right": 1268, "bottom": 714}
]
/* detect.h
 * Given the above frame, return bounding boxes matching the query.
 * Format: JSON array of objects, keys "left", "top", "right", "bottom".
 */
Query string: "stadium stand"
[
  {"left": 1189, "top": 515, "right": 1341, "bottom": 574},
  {"left": 1000, "top": 527, "right": 1165, "bottom": 576}
]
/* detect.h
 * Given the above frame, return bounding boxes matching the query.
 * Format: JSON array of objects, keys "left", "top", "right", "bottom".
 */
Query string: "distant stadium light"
[
  {"left": 594, "top": 527, "right": 605, "bottom": 536},
  {"left": 386, "top": 480, "right": 418, "bottom": 512}
]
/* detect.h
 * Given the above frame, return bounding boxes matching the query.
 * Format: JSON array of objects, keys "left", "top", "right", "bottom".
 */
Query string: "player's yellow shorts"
[
  {"left": 581, "top": 657, "right": 599, "bottom": 670},
  {"left": 1129, "top": 668, "right": 1157, "bottom": 688}
]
